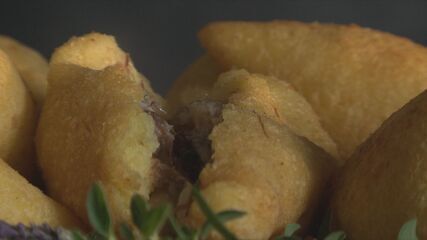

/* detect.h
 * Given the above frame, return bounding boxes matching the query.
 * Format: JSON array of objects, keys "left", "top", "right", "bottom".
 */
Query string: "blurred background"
[{"left": 1, "top": 0, "right": 427, "bottom": 94}]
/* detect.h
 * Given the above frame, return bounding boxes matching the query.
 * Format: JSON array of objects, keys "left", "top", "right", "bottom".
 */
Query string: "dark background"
[{"left": 1, "top": 0, "right": 427, "bottom": 94}]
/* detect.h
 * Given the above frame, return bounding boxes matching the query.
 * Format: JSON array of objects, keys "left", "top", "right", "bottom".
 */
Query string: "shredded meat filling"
[
  {"left": 141, "top": 94, "right": 188, "bottom": 208},
  {"left": 171, "top": 100, "right": 223, "bottom": 182},
  {"left": 141, "top": 95, "right": 174, "bottom": 165},
  {"left": 140, "top": 97, "right": 222, "bottom": 201}
]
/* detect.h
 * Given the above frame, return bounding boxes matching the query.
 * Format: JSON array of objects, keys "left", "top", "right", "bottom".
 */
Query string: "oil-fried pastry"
[
  {"left": 171, "top": 70, "right": 336, "bottom": 239},
  {"left": 166, "top": 54, "right": 220, "bottom": 116},
  {"left": 0, "top": 49, "right": 37, "bottom": 181},
  {"left": 0, "top": 35, "right": 48, "bottom": 106},
  {"left": 50, "top": 32, "right": 162, "bottom": 105},
  {"left": 198, "top": 21, "right": 427, "bottom": 158},
  {"left": 331, "top": 90, "right": 427, "bottom": 240},
  {"left": 0, "top": 158, "right": 80, "bottom": 228},
  {"left": 169, "top": 68, "right": 339, "bottom": 161},
  {"left": 210, "top": 69, "right": 338, "bottom": 160},
  {"left": 37, "top": 63, "right": 183, "bottom": 225}
]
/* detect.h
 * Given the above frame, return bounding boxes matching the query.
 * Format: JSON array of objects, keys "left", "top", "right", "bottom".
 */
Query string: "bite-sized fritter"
[
  {"left": 176, "top": 105, "right": 335, "bottom": 239},
  {"left": 331, "top": 90, "right": 427, "bottom": 240},
  {"left": 171, "top": 70, "right": 337, "bottom": 239},
  {"left": 0, "top": 158, "right": 80, "bottom": 228},
  {"left": 198, "top": 21, "right": 427, "bottom": 159},
  {"left": 166, "top": 54, "right": 220, "bottom": 116},
  {"left": 50, "top": 32, "right": 162, "bottom": 105},
  {"left": 0, "top": 49, "right": 37, "bottom": 181},
  {"left": 211, "top": 69, "right": 339, "bottom": 160},
  {"left": 170, "top": 69, "right": 339, "bottom": 161},
  {"left": 0, "top": 35, "right": 48, "bottom": 106},
  {"left": 37, "top": 63, "right": 184, "bottom": 225}
]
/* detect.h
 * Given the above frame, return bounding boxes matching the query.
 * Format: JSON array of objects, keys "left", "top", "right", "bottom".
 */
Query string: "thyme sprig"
[
  {"left": 4, "top": 182, "right": 415, "bottom": 240},
  {"left": 82, "top": 183, "right": 245, "bottom": 240}
]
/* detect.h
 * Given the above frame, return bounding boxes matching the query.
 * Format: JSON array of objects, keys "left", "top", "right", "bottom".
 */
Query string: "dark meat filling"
[
  {"left": 141, "top": 95, "right": 174, "bottom": 165},
  {"left": 171, "top": 100, "right": 223, "bottom": 182},
  {"left": 141, "top": 95, "right": 188, "bottom": 208},
  {"left": 140, "top": 97, "right": 222, "bottom": 200}
]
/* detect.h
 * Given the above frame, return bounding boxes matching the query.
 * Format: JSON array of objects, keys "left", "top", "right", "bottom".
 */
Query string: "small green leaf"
[
  {"left": 200, "top": 210, "right": 246, "bottom": 239},
  {"left": 86, "top": 182, "right": 112, "bottom": 238},
  {"left": 274, "top": 223, "right": 301, "bottom": 240},
  {"left": 130, "top": 194, "right": 149, "bottom": 231},
  {"left": 70, "top": 230, "right": 88, "bottom": 240},
  {"left": 216, "top": 210, "right": 245, "bottom": 221},
  {"left": 119, "top": 223, "right": 134, "bottom": 240},
  {"left": 192, "top": 187, "right": 238, "bottom": 240},
  {"left": 284, "top": 223, "right": 300, "bottom": 237},
  {"left": 168, "top": 215, "right": 190, "bottom": 240},
  {"left": 324, "top": 231, "right": 346, "bottom": 240},
  {"left": 398, "top": 218, "right": 418, "bottom": 240},
  {"left": 142, "top": 204, "right": 171, "bottom": 237}
]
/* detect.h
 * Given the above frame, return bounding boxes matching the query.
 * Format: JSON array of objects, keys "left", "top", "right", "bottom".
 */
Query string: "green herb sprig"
[
  {"left": 0, "top": 183, "right": 418, "bottom": 240},
  {"left": 80, "top": 183, "right": 245, "bottom": 240},
  {"left": 74, "top": 182, "right": 418, "bottom": 240},
  {"left": 398, "top": 218, "right": 418, "bottom": 240}
]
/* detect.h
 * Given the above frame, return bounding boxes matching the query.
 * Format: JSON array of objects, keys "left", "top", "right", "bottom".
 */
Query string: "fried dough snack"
[
  {"left": 37, "top": 63, "right": 180, "bottom": 225},
  {"left": 197, "top": 21, "right": 427, "bottom": 159},
  {"left": 171, "top": 70, "right": 336, "bottom": 239},
  {"left": 0, "top": 35, "right": 48, "bottom": 106},
  {"left": 50, "top": 32, "right": 162, "bottom": 105},
  {"left": 211, "top": 69, "right": 339, "bottom": 160},
  {"left": 166, "top": 54, "right": 220, "bottom": 116},
  {"left": 0, "top": 49, "right": 37, "bottom": 180},
  {"left": 184, "top": 105, "right": 335, "bottom": 239},
  {"left": 0, "top": 158, "right": 80, "bottom": 228},
  {"left": 169, "top": 67, "right": 338, "bottom": 161},
  {"left": 330, "top": 90, "right": 427, "bottom": 240}
]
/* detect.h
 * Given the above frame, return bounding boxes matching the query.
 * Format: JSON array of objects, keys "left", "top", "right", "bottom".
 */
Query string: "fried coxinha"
[
  {"left": 172, "top": 70, "right": 336, "bottom": 239},
  {"left": 0, "top": 35, "right": 49, "bottom": 107},
  {"left": 37, "top": 33, "right": 184, "bottom": 225},
  {"left": 36, "top": 32, "right": 337, "bottom": 239},
  {"left": 331, "top": 89, "right": 427, "bottom": 240},
  {"left": 0, "top": 158, "right": 80, "bottom": 228},
  {"left": 0, "top": 49, "right": 37, "bottom": 181},
  {"left": 0, "top": 36, "right": 50, "bottom": 185},
  {"left": 168, "top": 21, "right": 427, "bottom": 160}
]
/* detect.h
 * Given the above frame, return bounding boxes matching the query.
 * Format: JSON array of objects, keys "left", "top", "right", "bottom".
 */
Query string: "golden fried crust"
[
  {"left": 166, "top": 54, "right": 221, "bottom": 116},
  {"left": 37, "top": 63, "right": 159, "bottom": 224},
  {"left": 331, "top": 90, "right": 427, "bottom": 240},
  {"left": 199, "top": 21, "right": 427, "bottom": 159},
  {"left": 212, "top": 69, "right": 339, "bottom": 161},
  {"left": 50, "top": 32, "right": 127, "bottom": 70},
  {"left": 0, "top": 50, "right": 37, "bottom": 181},
  {"left": 187, "top": 105, "right": 335, "bottom": 239},
  {"left": 168, "top": 65, "right": 338, "bottom": 161},
  {"left": 50, "top": 32, "right": 163, "bottom": 105},
  {"left": 0, "top": 159, "right": 80, "bottom": 228},
  {"left": 0, "top": 36, "right": 48, "bottom": 107}
]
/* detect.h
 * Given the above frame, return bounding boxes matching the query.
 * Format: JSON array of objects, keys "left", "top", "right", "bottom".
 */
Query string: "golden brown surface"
[
  {"left": 331, "top": 90, "right": 427, "bottom": 240},
  {"left": 0, "top": 158, "right": 80, "bottom": 228},
  {"left": 0, "top": 49, "right": 37, "bottom": 181},
  {"left": 37, "top": 63, "right": 159, "bottom": 224},
  {"left": 50, "top": 32, "right": 163, "bottom": 105},
  {"left": 166, "top": 54, "right": 221, "bottom": 116},
  {"left": 211, "top": 69, "right": 339, "bottom": 160},
  {"left": 0, "top": 35, "right": 48, "bottom": 107},
  {"left": 186, "top": 104, "right": 336, "bottom": 239},
  {"left": 199, "top": 21, "right": 427, "bottom": 159}
]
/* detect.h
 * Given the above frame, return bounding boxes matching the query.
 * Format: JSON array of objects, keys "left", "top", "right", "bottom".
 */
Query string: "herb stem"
[{"left": 191, "top": 188, "right": 238, "bottom": 240}]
